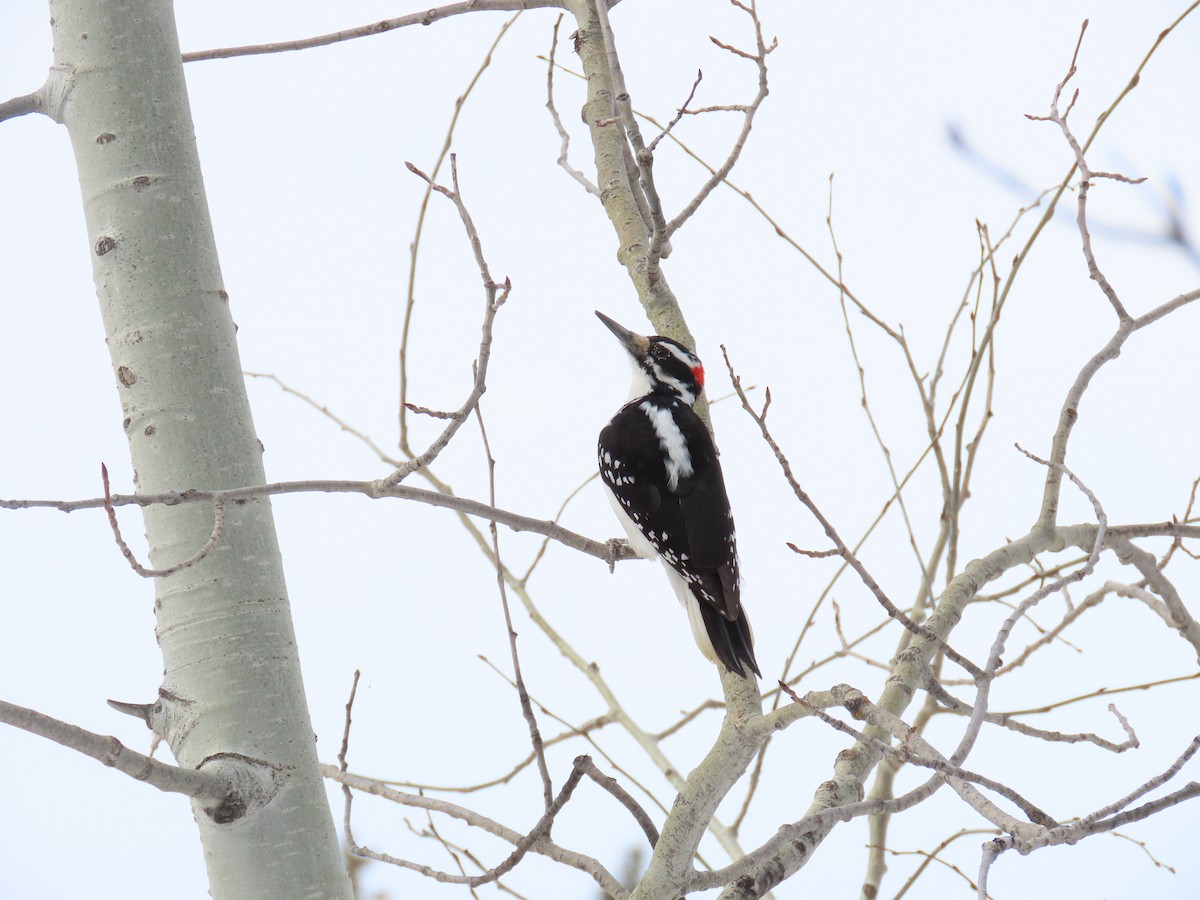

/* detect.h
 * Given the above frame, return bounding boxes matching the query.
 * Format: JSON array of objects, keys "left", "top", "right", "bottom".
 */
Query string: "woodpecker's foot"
[{"left": 604, "top": 538, "right": 631, "bottom": 572}]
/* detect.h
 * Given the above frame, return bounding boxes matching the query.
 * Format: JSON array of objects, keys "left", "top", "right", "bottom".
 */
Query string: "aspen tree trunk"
[{"left": 47, "top": 1, "right": 351, "bottom": 896}]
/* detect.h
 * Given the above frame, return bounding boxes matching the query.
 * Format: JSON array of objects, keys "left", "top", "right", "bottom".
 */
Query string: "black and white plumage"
[{"left": 596, "top": 311, "right": 760, "bottom": 678}]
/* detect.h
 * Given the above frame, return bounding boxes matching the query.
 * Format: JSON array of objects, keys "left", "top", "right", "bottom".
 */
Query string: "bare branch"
[
  {"left": 666, "top": 1, "right": 774, "bottom": 239},
  {"left": 1036, "top": 287, "right": 1200, "bottom": 529},
  {"left": 1002, "top": 671, "right": 1200, "bottom": 719},
  {"left": 0, "top": 699, "right": 227, "bottom": 804},
  {"left": 946, "top": 450, "right": 1108, "bottom": 770},
  {"left": 404, "top": 402, "right": 463, "bottom": 420},
  {"left": 1106, "top": 534, "right": 1200, "bottom": 658},
  {"left": 1009, "top": 734, "right": 1200, "bottom": 856},
  {"left": 337, "top": 670, "right": 363, "bottom": 869},
  {"left": 400, "top": 13, "right": 521, "bottom": 455},
  {"left": 246, "top": 372, "right": 402, "bottom": 466},
  {"left": 723, "top": 347, "right": 985, "bottom": 680},
  {"left": 327, "top": 758, "right": 628, "bottom": 897},
  {"left": 520, "top": 472, "right": 599, "bottom": 583},
  {"left": 645, "top": 69, "right": 703, "bottom": 155},
  {"left": 779, "top": 685, "right": 1055, "bottom": 831},
  {"left": 889, "top": 828, "right": 1001, "bottom": 900},
  {"left": 2, "top": 479, "right": 637, "bottom": 566},
  {"left": 544, "top": 16, "right": 601, "bottom": 196},
  {"left": 925, "top": 677, "right": 1139, "bottom": 754},
  {"left": 0, "top": 91, "right": 43, "bottom": 122},
  {"left": 827, "top": 175, "right": 931, "bottom": 605},
  {"left": 101, "top": 463, "right": 224, "bottom": 578},
  {"left": 474, "top": 401, "right": 554, "bottom": 810},
  {"left": 1025, "top": 24, "right": 1200, "bottom": 529},
  {"left": 387, "top": 158, "right": 510, "bottom": 486},
  {"left": 575, "top": 756, "right": 660, "bottom": 848},
  {"left": 1025, "top": 21, "right": 1147, "bottom": 324},
  {"left": 786, "top": 543, "right": 840, "bottom": 559},
  {"left": 181, "top": 1, "right": 568, "bottom": 63},
  {"left": 475, "top": 654, "right": 671, "bottom": 822}
]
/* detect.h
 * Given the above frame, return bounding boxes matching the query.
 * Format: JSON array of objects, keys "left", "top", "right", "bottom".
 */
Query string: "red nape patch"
[{"left": 692, "top": 365, "right": 705, "bottom": 388}]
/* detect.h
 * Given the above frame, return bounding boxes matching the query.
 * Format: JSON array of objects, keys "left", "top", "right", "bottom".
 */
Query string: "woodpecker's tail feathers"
[{"left": 698, "top": 602, "right": 760, "bottom": 678}]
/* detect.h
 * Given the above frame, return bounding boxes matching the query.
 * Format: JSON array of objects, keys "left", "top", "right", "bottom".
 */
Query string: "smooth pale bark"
[{"left": 47, "top": 1, "right": 351, "bottom": 896}]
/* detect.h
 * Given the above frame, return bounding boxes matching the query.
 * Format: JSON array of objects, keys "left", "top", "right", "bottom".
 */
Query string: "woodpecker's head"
[{"left": 596, "top": 311, "right": 705, "bottom": 405}]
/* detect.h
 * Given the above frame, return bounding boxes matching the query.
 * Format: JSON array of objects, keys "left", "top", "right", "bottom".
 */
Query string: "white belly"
[{"left": 603, "top": 484, "right": 719, "bottom": 665}]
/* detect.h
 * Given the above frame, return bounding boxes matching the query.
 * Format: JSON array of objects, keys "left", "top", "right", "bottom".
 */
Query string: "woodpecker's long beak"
[{"left": 596, "top": 311, "right": 651, "bottom": 358}]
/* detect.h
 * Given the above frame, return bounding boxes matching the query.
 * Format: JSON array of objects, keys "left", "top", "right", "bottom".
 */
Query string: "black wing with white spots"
[{"left": 599, "top": 395, "right": 759, "bottom": 676}]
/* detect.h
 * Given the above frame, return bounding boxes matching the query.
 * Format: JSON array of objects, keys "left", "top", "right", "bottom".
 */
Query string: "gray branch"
[
  {"left": 0, "top": 699, "right": 226, "bottom": 803},
  {"left": 182, "top": 1, "right": 574, "bottom": 62},
  {"left": 1, "top": 479, "right": 637, "bottom": 566}
]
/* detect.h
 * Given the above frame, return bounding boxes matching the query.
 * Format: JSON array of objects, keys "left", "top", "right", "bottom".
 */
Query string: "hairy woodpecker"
[{"left": 596, "top": 311, "right": 760, "bottom": 678}]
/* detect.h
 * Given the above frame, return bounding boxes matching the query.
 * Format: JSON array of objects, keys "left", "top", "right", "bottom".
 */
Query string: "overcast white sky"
[{"left": 2, "top": 2, "right": 1199, "bottom": 898}]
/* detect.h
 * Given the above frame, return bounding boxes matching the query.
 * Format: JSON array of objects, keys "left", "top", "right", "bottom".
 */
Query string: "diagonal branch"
[
  {"left": 327, "top": 758, "right": 628, "bottom": 897},
  {"left": 474, "top": 402, "right": 555, "bottom": 810},
  {"left": 665, "top": 0, "right": 774, "bottom": 240},
  {"left": 722, "top": 347, "right": 984, "bottom": 680},
  {"left": 387, "top": 157, "right": 511, "bottom": 487},
  {"left": 1036, "top": 286, "right": 1200, "bottom": 530},
  {"left": 400, "top": 12, "right": 522, "bottom": 454},
  {"left": 646, "top": 69, "right": 703, "bottom": 156}
]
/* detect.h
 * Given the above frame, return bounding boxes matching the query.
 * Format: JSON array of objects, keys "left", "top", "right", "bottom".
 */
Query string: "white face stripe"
[
  {"left": 659, "top": 341, "right": 699, "bottom": 368},
  {"left": 648, "top": 360, "right": 695, "bottom": 405},
  {"left": 640, "top": 401, "right": 694, "bottom": 490}
]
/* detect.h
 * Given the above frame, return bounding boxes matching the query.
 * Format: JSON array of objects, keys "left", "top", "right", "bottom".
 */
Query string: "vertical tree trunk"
[{"left": 47, "top": 1, "right": 351, "bottom": 896}]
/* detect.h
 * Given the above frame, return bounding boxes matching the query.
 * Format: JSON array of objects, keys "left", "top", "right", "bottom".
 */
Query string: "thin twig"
[
  {"left": 925, "top": 677, "right": 1139, "bottom": 753},
  {"left": 666, "top": 0, "right": 775, "bottom": 239},
  {"left": 245, "top": 372, "right": 402, "bottom": 465},
  {"left": 778, "top": 685, "right": 1056, "bottom": 830},
  {"left": 544, "top": 16, "right": 601, "bottom": 196},
  {"left": 341, "top": 757, "right": 608, "bottom": 891},
  {"left": 1025, "top": 19, "right": 1200, "bottom": 528},
  {"left": 827, "top": 174, "right": 930, "bottom": 603},
  {"left": 399, "top": 13, "right": 521, "bottom": 453},
  {"left": 388, "top": 158, "right": 511, "bottom": 486},
  {"left": 520, "top": 472, "right": 599, "bottom": 584},
  {"left": 787, "top": 544, "right": 840, "bottom": 559},
  {"left": 993, "top": 671, "right": 1200, "bottom": 718},
  {"left": 576, "top": 756, "right": 660, "bottom": 848},
  {"left": 946, "top": 448, "right": 1109, "bottom": 770},
  {"left": 181, "top": 1, "right": 565, "bottom": 62},
  {"left": 339, "top": 670, "right": 362, "bottom": 864},
  {"left": 324, "top": 763, "right": 627, "bottom": 896},
  {"left": 645, "top": 69, "right": 703, "bottom": 155},
  {"left": 722, "top": 348, "right": 984, "bottom": 680},
  {"left": 101, "top": 463, "right": 224, "bottom": 578},
  {"left": 474, "top": 654, "right": 671, "bottom": 822},
  {"left": 474, "top": 400, "right": 554, "bottom": 810},
  {"left": 891, "top": 828, "right": 1000, "bottom": 900}
]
